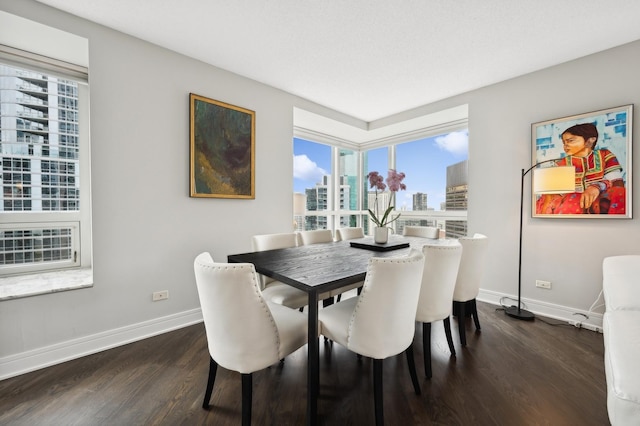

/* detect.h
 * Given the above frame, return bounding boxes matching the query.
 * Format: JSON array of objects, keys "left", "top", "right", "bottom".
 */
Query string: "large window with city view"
[
  {"left": 293, "top": 130, "right": 469, "bottom": 238},
  {"left": 0, "top": 60, "right": 90, "bottom": 277}
]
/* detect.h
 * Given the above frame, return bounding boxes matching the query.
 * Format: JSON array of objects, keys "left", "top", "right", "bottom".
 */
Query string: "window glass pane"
[
  {"left": 337, "top": 148, "right": 359, "bottom": 228},
  {"left": 293, "top": 138, "right": 331, "bottom": 230},
  {"left": 363, "top": 147, "right": 388, "bottom": 235},
  {"left": 395, "top": 130, "right": 469, "bottom": 237},
  {"left": 0, "top": 63, "right": 80, "bottom": 213},
  {"left": 1, "top": 61, "right": 82, "bottom": 275}
]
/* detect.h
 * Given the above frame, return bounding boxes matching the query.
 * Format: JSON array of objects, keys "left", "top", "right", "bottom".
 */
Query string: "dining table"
[{"left": 227, "top": 234, "right": 458, "bottom": 425}]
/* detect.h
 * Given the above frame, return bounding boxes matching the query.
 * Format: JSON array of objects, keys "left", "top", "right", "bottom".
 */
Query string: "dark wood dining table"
[{"left": 227, "top": 235, "right": 457, "bottom": 425}]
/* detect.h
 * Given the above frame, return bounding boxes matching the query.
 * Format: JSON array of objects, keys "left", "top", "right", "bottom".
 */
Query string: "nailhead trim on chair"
[{"left": 196, "top": 261, "right": 283, "bottom": 358}]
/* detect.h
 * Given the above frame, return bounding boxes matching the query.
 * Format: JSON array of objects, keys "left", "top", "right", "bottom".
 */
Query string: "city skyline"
[{"left": 293, "top": 131, "right": 468, "bottom": 210}]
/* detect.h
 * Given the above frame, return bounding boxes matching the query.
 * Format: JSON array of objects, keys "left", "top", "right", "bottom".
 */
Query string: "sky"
[{"left": 293, "top": 130, "right": 468, "bottom": 210}]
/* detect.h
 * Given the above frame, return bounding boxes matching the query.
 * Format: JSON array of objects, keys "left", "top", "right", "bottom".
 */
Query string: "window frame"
[
  {"left": 293, "top": 120, "right": 469, "bottom": 236},
  {"left": 0, "top": 51, "right": 92, "bottom": 281}
]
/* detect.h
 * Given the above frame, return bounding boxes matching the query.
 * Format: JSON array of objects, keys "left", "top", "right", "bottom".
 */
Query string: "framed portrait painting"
[
  {"left": 532, "top": 104, "right": 632, "bottom": 218},
  {"left": 189, "top": 93, "right": 255, "bottom": 199}
]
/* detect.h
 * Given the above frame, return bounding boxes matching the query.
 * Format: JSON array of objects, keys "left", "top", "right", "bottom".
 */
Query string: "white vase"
[{"left": 374, "top": 226, "right": 389, "bottom": 244}]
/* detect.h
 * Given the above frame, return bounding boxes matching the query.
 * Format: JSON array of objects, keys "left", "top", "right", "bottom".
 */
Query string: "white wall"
[{"left": 2, "top": 0, "right": 638, "bottom": 378}]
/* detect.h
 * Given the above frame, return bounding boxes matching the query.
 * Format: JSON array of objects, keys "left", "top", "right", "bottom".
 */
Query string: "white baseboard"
[
  {"left": 0, "top": 308, "right": 203, "bottom": 381},
  {"left": 478, "top": 289, "right": 603, "bottom": 333}
]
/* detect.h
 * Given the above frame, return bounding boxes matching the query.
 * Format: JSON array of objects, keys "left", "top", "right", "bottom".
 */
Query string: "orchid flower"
[{"left": 366, "top": 169, "right": 406, "bottom": 227}]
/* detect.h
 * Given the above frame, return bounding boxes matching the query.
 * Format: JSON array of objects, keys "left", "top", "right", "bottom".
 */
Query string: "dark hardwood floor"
[{"left": 0, "top": 301, "right": 608, "bottom": 425}]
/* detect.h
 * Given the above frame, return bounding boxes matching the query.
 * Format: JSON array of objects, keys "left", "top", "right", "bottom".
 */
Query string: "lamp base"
[{"left": 504, "top": 305, "right": 535, "bottom": 321}]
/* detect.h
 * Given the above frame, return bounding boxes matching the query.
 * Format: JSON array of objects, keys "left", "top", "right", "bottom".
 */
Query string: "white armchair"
[{"left": 603, "top": 255, "right": 640, "bottom": 425}]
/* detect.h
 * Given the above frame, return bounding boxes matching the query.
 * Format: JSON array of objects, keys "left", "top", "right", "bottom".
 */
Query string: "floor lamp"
[{"left": 505, "top": 160, "right": 575, "bottom": 320}]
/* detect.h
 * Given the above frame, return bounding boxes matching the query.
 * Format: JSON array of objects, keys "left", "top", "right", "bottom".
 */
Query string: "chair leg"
[
  {"left": 422, "top": 322, "right": 432, "bottom": 379},
  {"left": 456, "top": 301, "right": 467, "bottom": 347},
  {"left": 373, "top": 359, "right": 384, "bottom": 426},
  {"left": 471, "top": 299, "right": 481, "bottom": 330},
  {"left": 241, "top": 373, "right": 252, "bottom": 426},
  {"left": 443, "top": 317, "right": 456, "bottom": 356},
  {"left": 323, "top": 296, "right": 335, "bottom": 307},
  {"left": 202, "top": 356, "right": 218, "bottom": 409},
  {"left": 405, "top": 345, "right": 421, "bottom": 394}
]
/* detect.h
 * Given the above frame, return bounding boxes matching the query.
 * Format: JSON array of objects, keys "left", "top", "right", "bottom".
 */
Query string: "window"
[
  {"left": 0, "top": 60, "right": 90, "bottom": 278},
  {"left": 293, "top": 130, "right": 469, "bottom": 237},
  {"left": 394, "top": 131, "right": 468, "bottom": 237},
  {"left": 293, "top": 138, "right": 331, "bottom": 231},
  {"left": 337, "top": 148, "right": 359, "bottom": 228}
]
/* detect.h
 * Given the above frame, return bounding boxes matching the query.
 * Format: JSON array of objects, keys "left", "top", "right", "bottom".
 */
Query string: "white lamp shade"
[
  {"left": 532, "top": 166, "right": 575, "bottom": 194},
  {"left": 293, "top": 192, "right": 307, "bottom": 215}
]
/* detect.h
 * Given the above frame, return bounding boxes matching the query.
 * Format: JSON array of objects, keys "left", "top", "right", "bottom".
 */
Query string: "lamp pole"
[{"left": 505, "top": 159, "right": 559, "bottom": 321}]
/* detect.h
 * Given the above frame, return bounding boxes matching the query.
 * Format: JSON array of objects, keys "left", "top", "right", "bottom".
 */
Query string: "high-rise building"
[
  {"left": 445, "top": 160, "right": 468, "bottom": 238},
  {"left": 413, "top": 192, "right": 428, "bottom": 211},
  {"left": 397, "top": 191, "right": 433, "bottom": 233},
  {"left": 305, "top": 175, "right": 350, "bottom": 230},
  {"left": 1, "top": 63, "right": 80, "bottom": 268}
]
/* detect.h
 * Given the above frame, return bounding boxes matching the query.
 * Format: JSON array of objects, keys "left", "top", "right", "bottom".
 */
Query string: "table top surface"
[{"left": 228, "top": 235, "right": 458, "bottom": 294}]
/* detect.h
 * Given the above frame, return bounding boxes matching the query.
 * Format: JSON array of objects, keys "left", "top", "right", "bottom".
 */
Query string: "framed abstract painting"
[
  {"left": 189, "top": 93, "right": 255, "bottom": 199},
  {"left": 532, "top": 104, "right": 632, "bottom": 218}
]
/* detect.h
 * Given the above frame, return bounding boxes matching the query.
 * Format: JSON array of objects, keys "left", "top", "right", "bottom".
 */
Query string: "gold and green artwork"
[{"left": 189, "top": 93, "right": 255, "bottom": 199}]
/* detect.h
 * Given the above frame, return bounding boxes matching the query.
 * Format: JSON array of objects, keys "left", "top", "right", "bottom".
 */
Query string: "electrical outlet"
[
  {"left": 535, "top": 280, "right": 551, "bottom": 289},
  {"left": 152, "top": 290, "right": 169, "bottom": 301}
]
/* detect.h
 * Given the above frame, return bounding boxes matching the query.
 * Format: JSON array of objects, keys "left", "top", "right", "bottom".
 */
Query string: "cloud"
[
  {"left": 434, "top": 130, "right": 468, "bottom": 155},
  {"left": 293, "top": 154, "right": 327, "bottom": 182}
]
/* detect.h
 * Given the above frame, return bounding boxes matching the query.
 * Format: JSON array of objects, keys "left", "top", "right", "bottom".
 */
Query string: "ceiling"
[{"left": 34, "top": 0, "right": 640, "bottom": 122}]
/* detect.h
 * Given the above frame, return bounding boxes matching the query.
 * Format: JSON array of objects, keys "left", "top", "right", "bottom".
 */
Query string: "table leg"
[{"left": 307, "top": 290, "right": 319, "bottom": 426}]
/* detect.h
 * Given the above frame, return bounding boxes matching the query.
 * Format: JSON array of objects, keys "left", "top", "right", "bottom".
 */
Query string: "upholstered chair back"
[
  {"left": 403, "top": 225, "right": 439, "bottom": 239},
  {"left": 346, "top": 248, "right": 425, "bottom": 359},
  {"left": 298, "top": 229, "right": 334, "bottom": 245},
  {"left": 251, "top": 233, "right": 298, "bottom": 289},
  {"left": 453, "top": 233, "right": 489, "bottom": 302},
  {"left": 194, "top": 252, "right": 301, "bottom": 373},
  {"left": 336, "top": 227, "right": 365, "bottom": 241},
  {"left": 416, "top": 244, "right": 463, "bottom": 323}
]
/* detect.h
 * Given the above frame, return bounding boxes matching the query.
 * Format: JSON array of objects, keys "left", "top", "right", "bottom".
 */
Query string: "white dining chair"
[
  {"left": 335, "top": 227, "right": 365, "bottom": 241},
  {"left": 318, "top": 249, "right": 425, "bottom": 426},
  {"left": 403, "top": 225, "right": 439, "bottom": 239},
  {"left": 253, "top": 232, "right": 334, "bottom": 309},
  {"left": 297, "top": 229, "right": 334, "bottom": 245},
  {"left": 252, "top": 232, "right": 309, "bottom": 309},
  {"left": 334, "top": 227, "right": 366, "bottom": 301},
  {"left": 193, "top": 252, "right": 308, "bottom": 426},
  {"left": 453, "top": 233, "right": 489, "bottom": 346},
  {"left": 416, "top": 243, "right": 463, "bottom": 378},
  {"left": 296, "top": 229, "right": 337, "bottom": 306}
]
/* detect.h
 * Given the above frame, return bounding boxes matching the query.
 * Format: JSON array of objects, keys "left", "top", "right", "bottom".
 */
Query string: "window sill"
[{"left": 0, "top": 268, "right": 93, "bottom": 301}]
